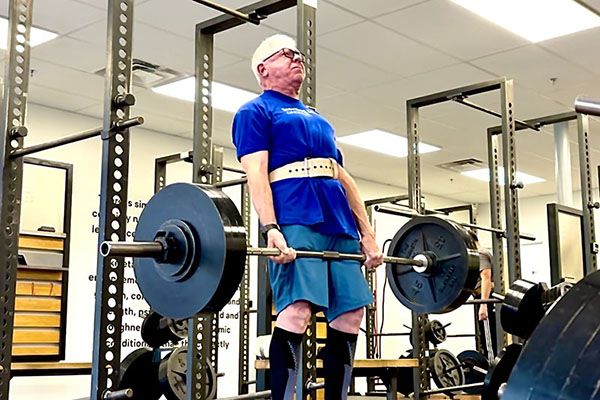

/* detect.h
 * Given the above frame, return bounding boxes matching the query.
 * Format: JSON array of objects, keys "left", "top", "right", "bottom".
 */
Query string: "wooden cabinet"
[{"left": 14, "top": 231, "right": 68, "bottom": 361}]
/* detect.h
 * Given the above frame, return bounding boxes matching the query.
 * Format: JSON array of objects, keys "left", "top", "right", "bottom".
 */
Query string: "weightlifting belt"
[{"left": 269, "top": 157, "right": 339, "bottom": 183}]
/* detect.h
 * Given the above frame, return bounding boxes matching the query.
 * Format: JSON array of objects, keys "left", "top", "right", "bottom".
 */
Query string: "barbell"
[{"left": 100, "top": 183, "right": 480, "bottom": 319}]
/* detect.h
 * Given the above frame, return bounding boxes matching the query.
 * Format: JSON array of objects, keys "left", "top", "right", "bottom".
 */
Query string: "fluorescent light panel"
[
  {"left": 152, "top": 77, "right": 259, "bottom": 113},
  {"left": 461, "top": 167, "right": 545, "bottom": 185},
  {"left": 450, "top": 0, "right": 600, "bottom": 42},
  {"left": 0, "top": 17, "right": 58, "bottom": 50},
  {"left": 337, "top": 129, "right": 440, "bottom": 158}
]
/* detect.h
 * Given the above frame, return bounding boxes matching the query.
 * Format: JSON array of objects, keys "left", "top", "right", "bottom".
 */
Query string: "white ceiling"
[{"left": 2, "top": 0, "right": 600, "bottom": 204}]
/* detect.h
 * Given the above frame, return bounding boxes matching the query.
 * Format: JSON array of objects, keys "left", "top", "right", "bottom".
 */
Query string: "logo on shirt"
[{"left": 281, "top": 107, "right": 317, "bottom": 117}]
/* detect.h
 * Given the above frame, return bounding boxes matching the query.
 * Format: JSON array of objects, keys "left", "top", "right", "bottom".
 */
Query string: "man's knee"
[
  {"left": 277, "top": 301, "right": 312, "bottom": 333},
  {"left": 330, "top": 307, "right": 364, "bottom": 333}
]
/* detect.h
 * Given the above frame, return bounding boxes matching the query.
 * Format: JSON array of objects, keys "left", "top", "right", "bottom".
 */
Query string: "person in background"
[{"left": 469, "top": 230, "right": 497, "bottom": 359}]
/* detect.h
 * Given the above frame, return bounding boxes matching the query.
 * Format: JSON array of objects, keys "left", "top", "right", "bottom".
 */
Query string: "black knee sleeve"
[
  {"left": 323, "top": 326, "right": 358, "bottom": 400},
  {"left": 269, "top": 327, "right": 303, "bottom": 400}
]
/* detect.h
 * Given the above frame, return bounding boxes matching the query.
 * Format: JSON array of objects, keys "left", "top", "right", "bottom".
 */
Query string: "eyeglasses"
[{"left": 262, "top": 48, "right": 306, "bottom": 64}]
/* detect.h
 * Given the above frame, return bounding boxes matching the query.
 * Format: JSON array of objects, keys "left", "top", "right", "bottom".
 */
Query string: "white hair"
[{"left": 251, "top": 34, "right": 298, "bottom": 85}]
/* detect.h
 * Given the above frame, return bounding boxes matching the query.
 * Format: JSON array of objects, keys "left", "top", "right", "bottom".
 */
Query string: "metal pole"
[
  {"left": 100, "top": 241, "right": 426, "bottom": 267},
  {"left": 422, "top": 382, "right": 485, "bottom": 395},
  {"left": 91, "top": 0, "right": 135, "bottom": 397},
  {"left": 574, "top": 95, "right": 600, "bottom": 117},
  {"left": 373, "top": 205, "right": 536, "bottom": 241},
  {"left": 191, "top": 0, "right": 262, "bottom": 25},
  {"left": 553, "top": 121, "right": 573, "bottom": 206},
  {"left": 0, "top": 1, "right": 33, "bottom": 397},
  {"left": 577, "top": 114, "right": 598, "bottom": 274},
  {"left": 9, "top": 117, "right": 143, "bottom": 159}
]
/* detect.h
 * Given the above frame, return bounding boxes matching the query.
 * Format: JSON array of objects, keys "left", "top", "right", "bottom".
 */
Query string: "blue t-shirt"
[{"left": 232, "top": 90, "right": 359, "bottom": 240}]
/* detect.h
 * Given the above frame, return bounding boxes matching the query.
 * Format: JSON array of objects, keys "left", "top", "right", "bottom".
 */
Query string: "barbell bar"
[
  {"left": 574, "top": 95, "right": 600, "bottom": 117},
  {"left": 101, "top": 241, "right": 427, "bottom": 267},
  {"left": 374, "top": 204, "right": 536, "bottom": 241}
]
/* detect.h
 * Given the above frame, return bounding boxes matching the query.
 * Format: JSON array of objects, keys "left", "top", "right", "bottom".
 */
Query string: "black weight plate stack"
[
  {"left": 134, "top": 183, "right": 247, "bottom": 319},
  {"left": 409, "top": 319, "right": 447, "bottom": 346},
  {"left": 386, "top": 216, "right": 479, "bottom": 314},
  {"left": 500, "top": 279, "right": 546, "bottom": 340},
  {"left": 482, "top": 344, "right": 522, "bottom": 400},
  {"left": 503, "top": 270, "right": 600, "bottom": 400},
  {"left": 458, "top": 350, "right": 489, "bottom": 394},
  {"left": 430, "top": 349, "right": 464, "bottom": 390},
  {"left": 158, "top": 346, "right": 217, "bottom": 400},
  {"left": 141, "top": 311, "right": 187, "bottom": 348},
  {"left": 119, "top": 348, "right": 162, "bottom": 400}
]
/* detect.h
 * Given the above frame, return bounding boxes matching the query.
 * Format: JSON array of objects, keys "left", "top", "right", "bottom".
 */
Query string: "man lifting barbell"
[{"left": 232, "top": 34, "right": 384, "bottom": 400}]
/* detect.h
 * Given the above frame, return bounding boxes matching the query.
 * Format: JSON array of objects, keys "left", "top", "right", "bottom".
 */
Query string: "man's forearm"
[
  {"left": 481, "top": 270, "right": 492, "bottom": 299},
  {"left": 338, "top": 167, "right": 374, "bottom": 239},
  {"left": 240, "top": 152, "right": 277, "bottom": 226},
  {"left": 246, "top": 171, "right": 277, "bottom": 225}
]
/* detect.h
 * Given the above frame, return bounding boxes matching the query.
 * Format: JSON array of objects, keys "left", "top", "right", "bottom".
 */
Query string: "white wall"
[{"left": 13, "top": 103, "right": 481, "bottom": 399}]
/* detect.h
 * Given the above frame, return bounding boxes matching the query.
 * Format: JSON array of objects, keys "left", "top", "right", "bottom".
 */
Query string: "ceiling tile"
[
  {"left": 74, "top": 0, "right": 152, "bottom": 10},
  {"left": 135, "top": 0, "right": 248, "bottom": 39},
  {"left": 31, "top": 36, "right": 105, "bottom": 73},
  {"left": 133, "top": 88, "right": 194, "bottom": 122},
  {"left": 545, "top": 76, "right": 600, "bottom": 108},
  {"left": 70, "top": 20, "right": 243, "bottom": 75},
  {"left": 472, "top": 45, "right": 596, "bottom": 96},
  {"left": 214, "top": 22, "right": 280, "bottom": 59},
  {"left": 29, "top": 58, "right": 105, "bottom": 100},
  {"left": 324, "top": 0, "right": 425, "bottom": 18},
  {"left": 318, "top": 92, "right": 403, "bottom": 132},
  {"left": 262, "top": 2, "right": 364, "bottom": 36},
  {"left": 374, "top": 0, "right": 528, "bottom": 61},
  {"left": 317, "top": 47, "right": 401, "bottom": 91},
  {"left": 541, "top": 27, "right": 600, "bottom": 75},
  {"left": 319, "top": 21, "right": 458, "bottom": 76},
  {"left": 356, "top": 63, "right": 496, "bottom": 112},
  {"left": 67, "top": 19, "right": 106, "bottom": 46},
  {"left": 28, "top": 84, "right": 100, "bottom": 112},
  {"left": 0, "top": 0, "right": 105, "bottom": 35}
]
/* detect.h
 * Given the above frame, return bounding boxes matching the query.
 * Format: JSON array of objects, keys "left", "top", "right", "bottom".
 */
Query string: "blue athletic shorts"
[{"left": 268, "top": 224, "right": 374, "bottom": 322}]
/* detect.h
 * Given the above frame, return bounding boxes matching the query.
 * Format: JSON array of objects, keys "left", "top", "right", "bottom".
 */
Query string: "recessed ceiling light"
[
  {"left": 461, "top": 167, "right": 545, "bottom": 185},
  {"left": 337, "top": 129, "right": 440, "bottom": 158},
  {"left": 153, "top": 77, "right": 259, "bottom": 113},
  {"left": 450, "top": 0, "right": 600, "bottom": 42},
  {"left": 0, "top": 17, "right": 58, "bottom": 50}
]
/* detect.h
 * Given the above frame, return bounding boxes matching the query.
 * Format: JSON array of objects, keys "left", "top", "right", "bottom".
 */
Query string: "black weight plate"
[
  {"left": 141, "top": 311, "right": 185, "bottom": 348},
  {"left": 503, "top": 270, "right": 600, "bottom": 400},
  {"left": 386, "top": 216, "right": 479, "bottom": 314},
  {"left": 119, "top": 348, "right": 162, "bottom": 400},
  {"left": 426, "top": 319, "right": 447, "bottom": 345},
  {"left": 158, "top": 347, "right": 217, "bottom": 400},
  {"left": 500, "top": 279, "right": 545, "bottom": 340},
  {"left": 482, "top": 344, "right": 522, "bottom": 400},
  {"left": 458, "top": 350, "right": 488, "bottom": 394},
  {"left": 134, "top": 183, "right": 247, "bottom": 319},
  {"left": 430, "top": 349, "right": 464, "bottom": 390}
]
